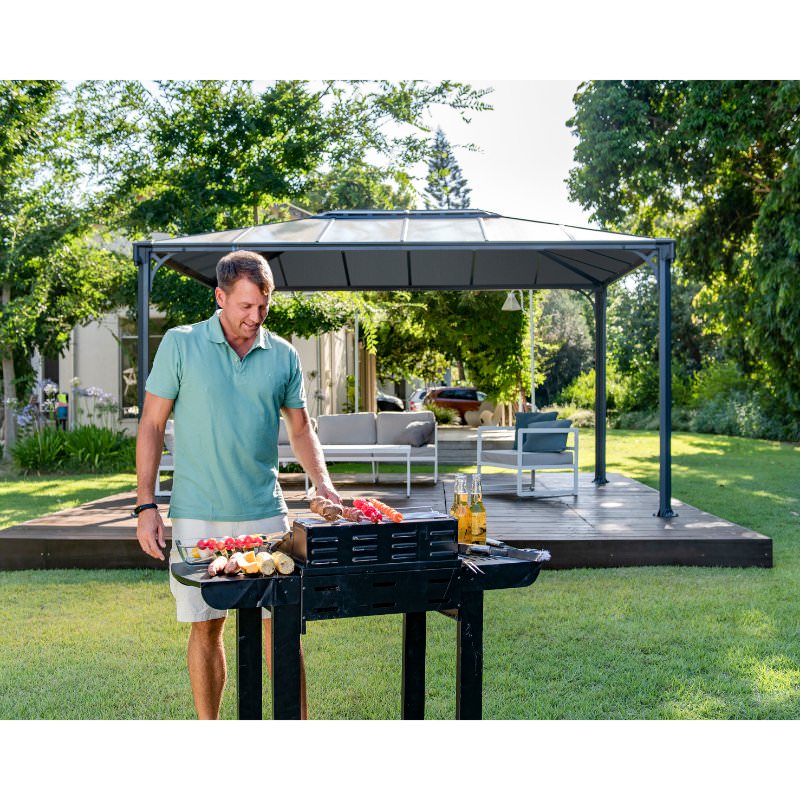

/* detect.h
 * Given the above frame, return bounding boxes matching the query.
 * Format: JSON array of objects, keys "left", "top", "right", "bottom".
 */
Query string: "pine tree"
[{"left": 423, "top": 128, "right": 472, "bottom": 209}]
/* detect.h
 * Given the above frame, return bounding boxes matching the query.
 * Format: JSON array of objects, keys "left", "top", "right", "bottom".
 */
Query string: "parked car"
[
  {"left": 376, "top": 390, "right": 405, "bottom": 412},
  {"left": 407, "top": 388, "right": 429, "bottom": 411},
  {"left": 423, "top": 387, "right": 487, "bottom": 424}
]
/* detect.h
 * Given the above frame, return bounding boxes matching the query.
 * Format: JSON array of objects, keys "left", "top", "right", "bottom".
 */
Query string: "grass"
[
  {"left": 0, "top": 468, "right": 137, "bottom": 529},
  {"left": 1, "top": 430, "right": 798, "bottom": 719}
]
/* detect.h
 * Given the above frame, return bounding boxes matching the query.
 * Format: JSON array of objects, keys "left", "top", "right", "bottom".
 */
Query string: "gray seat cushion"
[
  {"left": 520, "top": 419, "right": 571, "bottom": 452},
  {"left": 482, "top": 450, "right": 574, "bottom": 467},
  {"left": 317, "top": 412, "right": 377, "bottom": 445},
  {"left": 277, "top": 444, "right": 295, "bottom": 460},
  {"left": 376, "top": 410, "right": 435, "bottom": 444},
  {"left": 408, "top": 444, "right": 437, "bottom": 459},
  {"left": 278, "top": 417, "right": 290, "bottom": 445}
]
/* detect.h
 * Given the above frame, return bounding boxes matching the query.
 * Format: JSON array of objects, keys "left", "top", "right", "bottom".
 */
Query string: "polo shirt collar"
[{"left": 206, "top": 310, "right": 272, "bottom": 350}]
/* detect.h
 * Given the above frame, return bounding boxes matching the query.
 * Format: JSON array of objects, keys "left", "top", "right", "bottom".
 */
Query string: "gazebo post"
[
  {"left": 657, "top": 245, "right": 677, "bottom": 518},
  {"left": 593, "top": 286, "right": 608, "bottom": 485},
  {"left": 134, "top": 244, "right": 153, "bottom": 421}
]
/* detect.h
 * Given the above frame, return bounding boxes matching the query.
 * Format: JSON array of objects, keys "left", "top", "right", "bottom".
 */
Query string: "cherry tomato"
[{"left": 197, "top": 539, "right": 207, "bottom": 549}]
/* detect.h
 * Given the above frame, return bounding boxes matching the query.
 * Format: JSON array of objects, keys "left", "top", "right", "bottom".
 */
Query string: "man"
[{"left": 134, "top": 250, "right": 340, "bottom": 720}]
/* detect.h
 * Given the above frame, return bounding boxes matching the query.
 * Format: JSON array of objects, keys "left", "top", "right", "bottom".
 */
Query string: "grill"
[
  {"left": 286, "top": 512, "right": 458, "bottom": 572},
  {"left": 171, "top": 511, "right": 547, "bottom": 721}
]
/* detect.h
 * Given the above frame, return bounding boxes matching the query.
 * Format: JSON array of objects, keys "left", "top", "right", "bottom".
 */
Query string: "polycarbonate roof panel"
[
  {"left": 236, "top": 218, "right": 332, "bottom": 243},
  {"left": 319, "top": 217, "right": 405, "bottom": 243},
  {"left": 481, "top": 216, "right": 572, "bottom": 243},
  {"left": 405, "top": 217, "right": 484, "bottom": 242},
  {"left": 161, "top": 228, "right": 251, "bottom": 245}
]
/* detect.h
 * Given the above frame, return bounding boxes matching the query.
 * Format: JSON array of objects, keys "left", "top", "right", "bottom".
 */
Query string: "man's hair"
[{"left": 216, "top": 250, "right": 275, "bottom": 295}]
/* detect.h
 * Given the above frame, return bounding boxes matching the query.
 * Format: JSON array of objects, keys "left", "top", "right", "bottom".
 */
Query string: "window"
[{"left": 119, "top": 318, "right": 167, "bottom": 418}]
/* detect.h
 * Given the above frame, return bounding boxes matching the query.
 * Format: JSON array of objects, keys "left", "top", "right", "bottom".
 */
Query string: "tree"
[
  {"left": 301, "top": 163, "right": 415, "bottom": 213},
  {"left": 536, "top": 290, "right": 594, "bottom": 406},
  {"left": 423, "top": 128, "right": 472, "bottom": 209},
  {"left": 567, "top": 80, "right": 800, "bottom": 417},
  {"left": 0, "top": 81, "right": 124, "bottom": 454},
  {"left": 77, "top": 80, "right": 491, "bottom": 237},
  {"left": 78, "top": 80, "right": 492, "bottom": 347}
]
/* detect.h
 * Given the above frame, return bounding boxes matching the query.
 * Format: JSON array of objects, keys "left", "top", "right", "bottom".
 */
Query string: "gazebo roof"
[{"left": 136, "top": 208, "right": 675, "bottom": 291}]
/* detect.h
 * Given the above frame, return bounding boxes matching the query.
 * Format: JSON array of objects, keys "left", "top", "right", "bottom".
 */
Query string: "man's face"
[{"left": 215, "top": 278, "right": 271, "bottom": 340}]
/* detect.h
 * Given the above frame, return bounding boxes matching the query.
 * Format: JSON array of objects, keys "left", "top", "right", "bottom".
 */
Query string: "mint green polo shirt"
[{"left": 145, "top": 311, "right": 306, "bottom": 521}]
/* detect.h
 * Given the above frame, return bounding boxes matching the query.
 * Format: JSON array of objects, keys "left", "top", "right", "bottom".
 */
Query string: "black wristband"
[{"left": 131, "top": 503, "right": 158, "bottom": 518}]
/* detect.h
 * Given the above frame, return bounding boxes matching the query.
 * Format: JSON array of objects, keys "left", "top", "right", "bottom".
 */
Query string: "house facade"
[{"left": 47, "top": 309, "right": 375, "bottom": 433}]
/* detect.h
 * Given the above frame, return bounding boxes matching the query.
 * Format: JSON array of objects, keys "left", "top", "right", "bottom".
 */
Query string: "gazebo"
[{"left": 133, "top": 208, "right": 677, "bottom": 517}]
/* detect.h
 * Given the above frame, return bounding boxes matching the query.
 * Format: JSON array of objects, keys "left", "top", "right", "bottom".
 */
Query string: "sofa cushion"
[
  {"left": 278, "top": 415, "right": 317, "bottom": 444},
  {"left": 376, "top": 410, "right": 435, "bottom": 444},
  {"left": 317, "top": 412, "right": 377, "bottom": 445},
  {"left": 515, "top": 410, "right": 557, "bottom": 435},
  {"left": 520, "top": 419, "right": 571, "bottom": 452},
  {"left": 482, "top": 449, "right": 574, "bottom": 466},
  {"left": 277, "top": 444, "right": 295, "bottom": 460},
  {"left": 394, "top": 420, "right": 435, "bottom": 447},
  {"left": 278, "top": 417, "right": 290, "bottom": 445},
  {"left": 514, "top": 411, "right": 557, "bottom": 452},
  {"left": 408, "top": 444, "right": 437, "bottom": 459}
]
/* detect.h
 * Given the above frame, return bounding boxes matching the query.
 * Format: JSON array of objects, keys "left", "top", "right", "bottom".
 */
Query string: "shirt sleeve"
[
  {"left": 281, "top": 346, "right": 306, "bottom": 409},
  {"left": 144, "top": 329, "right": 181, "bottom": 400}
]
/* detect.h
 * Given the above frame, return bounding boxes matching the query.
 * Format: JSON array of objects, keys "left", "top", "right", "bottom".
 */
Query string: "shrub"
[
  {"left": 424, "top": 402, "right": 459, "bottom": 425},
  {"left": 557, "top": 366, "right": 628, "bottom": 410},
  {"left": 65, "top": 425, "right": 135, "bottom": 472},
  {"left": 11, "top": 427, "right": 68, "bottom": 473},
  {"left": 544, "top": 404, "right": 595, "bottom": 427},
  {"left": 689, "top": 360, "right": 748, "bottom": 408},
  {"left": 689, "top": 391, "right": 786, "bottom": 440}
]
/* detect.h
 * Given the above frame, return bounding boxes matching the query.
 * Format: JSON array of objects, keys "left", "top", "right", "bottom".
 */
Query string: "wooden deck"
[{"left": 0, "top": 471, "right": 772, "bottom": 570}]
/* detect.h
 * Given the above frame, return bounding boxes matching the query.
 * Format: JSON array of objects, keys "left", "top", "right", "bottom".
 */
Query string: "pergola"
[{"left": 133, "top": 208, "right": 677, "bottom": 517}]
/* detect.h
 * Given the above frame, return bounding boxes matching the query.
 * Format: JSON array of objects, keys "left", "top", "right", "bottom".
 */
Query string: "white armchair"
[{"left": 476, "top": 424, "right": 579, "bottom": 498}]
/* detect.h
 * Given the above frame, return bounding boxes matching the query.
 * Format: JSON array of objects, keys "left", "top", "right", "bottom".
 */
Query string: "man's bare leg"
[
  {"left": 187, "top": 618, "right": 227, "bottom": 719},
  {"left": 263, "top": 618, "right": 308, "bottom": 720}
]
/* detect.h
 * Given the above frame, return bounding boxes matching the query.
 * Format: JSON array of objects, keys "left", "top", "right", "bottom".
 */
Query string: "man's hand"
[
  {"left": 314, "top": 481, "right": 342, "bottom": 506},
  {"left": 137, "top": 508, "right": 166, "bottom": 561}
]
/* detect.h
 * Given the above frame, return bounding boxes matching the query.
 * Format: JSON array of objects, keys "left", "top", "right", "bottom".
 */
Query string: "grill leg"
[
  {"left": 236, "top": 607, "right": 263, "bottom": 720},
  {"left": 402, "top": 611, "right": 427, "bottom": 720},
  {"left": 456, "top": 591, "right": 483, "bottom": 720},
  {"left": 271, "top": 603, "right": 302, "bottom": 720}
]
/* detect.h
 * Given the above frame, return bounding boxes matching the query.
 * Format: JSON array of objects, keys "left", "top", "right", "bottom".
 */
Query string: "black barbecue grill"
[{"left": 171, "top": 511, "right": 546, "bottom": 720}]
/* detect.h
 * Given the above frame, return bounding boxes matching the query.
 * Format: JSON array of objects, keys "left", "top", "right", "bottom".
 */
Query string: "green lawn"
[{"left": 1, "top": 430, "right": 798, "bottom": 719}]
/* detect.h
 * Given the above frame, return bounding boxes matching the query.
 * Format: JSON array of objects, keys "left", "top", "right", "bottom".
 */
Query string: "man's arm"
[
  {"left": 135, "top": 391, "right": 174, "bottom": 560},
  {"left": 282, "top": 406, "right": 341, "bottom": 504}
]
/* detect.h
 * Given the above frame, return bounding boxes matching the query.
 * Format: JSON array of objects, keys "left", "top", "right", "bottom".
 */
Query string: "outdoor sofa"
[{"left": 278, "top": 410, "right": 439, "bottom": 497}]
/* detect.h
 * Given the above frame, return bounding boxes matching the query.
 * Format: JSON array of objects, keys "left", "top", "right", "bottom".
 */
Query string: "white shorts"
[{"left": 169, "top": 515, "right": 289, "bottom": 623}]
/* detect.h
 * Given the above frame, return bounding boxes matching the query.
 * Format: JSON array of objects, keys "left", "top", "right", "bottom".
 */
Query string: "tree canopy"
[
  {"left": 0, "top": 81, "right": 124, "bottom": 410},
  {"left": 567, "top": 80, "right": 800, "bottom": 416}
]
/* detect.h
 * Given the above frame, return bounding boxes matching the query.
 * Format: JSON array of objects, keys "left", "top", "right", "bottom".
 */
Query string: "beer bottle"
[
  {"left": 469, "top": 474, "right": 487, "bottom": 545},
  {"left": 450, "top": 475, "right": 471, "bottom": 544}
]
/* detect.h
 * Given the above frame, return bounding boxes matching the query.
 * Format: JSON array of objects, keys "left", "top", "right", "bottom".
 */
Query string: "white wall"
[
  {"left": 59, "top": 313, "right": 353, "bottom": 431},
  {"left": 58, "top": 312, "right": 141, "bottom": 433}
]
